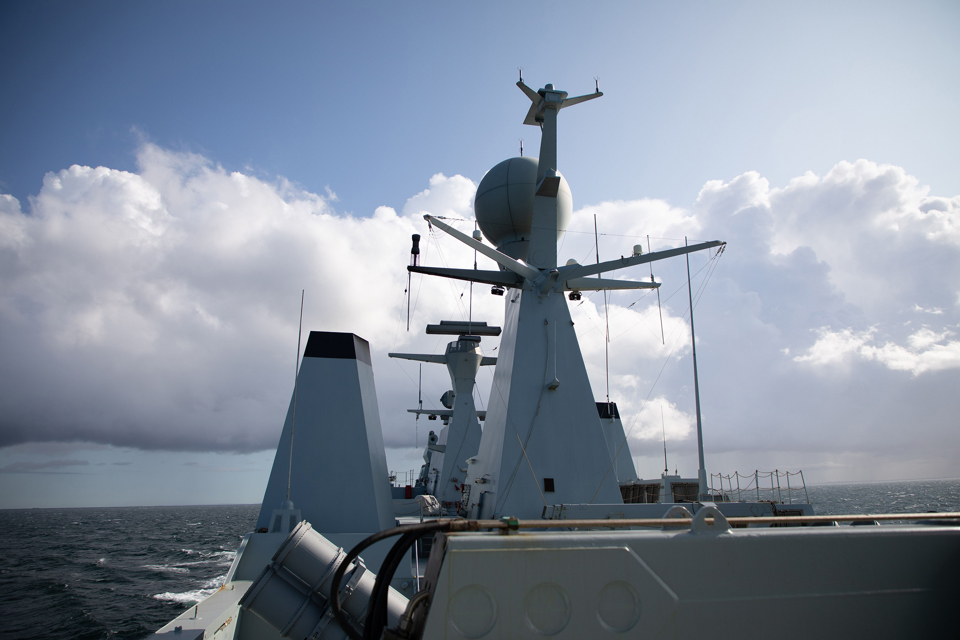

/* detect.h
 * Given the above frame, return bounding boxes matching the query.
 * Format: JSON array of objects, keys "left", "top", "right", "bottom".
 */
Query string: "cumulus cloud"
[
  {"left": 626, "top": 397, "right": 694, "bottom": 442},
  {"left": 0, "top": 145, "right": 495, "bottom": 453},
  {"left": 792, "top": 327, "right": 877, "bottom": 367},
  {"left": 794, "top": 326, "right": 960, "bottom": 375},
  {"left": 1, "top": 149, "right": 958, "bottom": 482},
  {"left": 550, "top": 159, "right": 959, "bottom": 479}
]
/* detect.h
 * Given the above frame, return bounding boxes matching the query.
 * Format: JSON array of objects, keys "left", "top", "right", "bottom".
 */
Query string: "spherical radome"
[{"left": 474, "top": 157, "right": 571, "bottom": 262}]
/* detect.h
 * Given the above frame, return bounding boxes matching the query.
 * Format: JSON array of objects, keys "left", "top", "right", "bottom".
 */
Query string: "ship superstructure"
[{"left": 147, "top": 79, "right": 960, "bottom": 640}]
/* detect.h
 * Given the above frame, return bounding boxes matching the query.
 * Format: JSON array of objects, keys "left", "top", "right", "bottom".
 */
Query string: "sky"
[{"left": 1, "top": 1, "right": 958, "bottom": 509}]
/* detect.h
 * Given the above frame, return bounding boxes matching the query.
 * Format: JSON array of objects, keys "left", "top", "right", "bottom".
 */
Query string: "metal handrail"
[{"left": 468, "top": 512, "right": 960, "bottom": 530}]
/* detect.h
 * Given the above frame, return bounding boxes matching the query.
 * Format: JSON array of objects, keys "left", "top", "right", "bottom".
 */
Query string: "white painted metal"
[
  {"left": 418, "top": 524, "right": 960, "bottom": 639},
  {"left": 596, "top": 402, "right": 639, "bottom": 482},
  {"left": 415, "top": 82, "right": 723, "bottom": 521},
  {"left": 541, "top": 499, "right": 812, "bottom": 521},
  {"left": 424, "top": 214, "right": 541, "bottom": 281},
  {"left": 474, "top": 156, "right": 569, "bottom": 263},
  {"left": 391, "top": 336, "right": 494, "bottom": 513},
  {"left": 564, "top": 275, "right": 659, "bottom": 290},
  {"left": 256, "top": 332, "right": 394, "bottom": 534},
  {"left": 465, "top": 287, "right": 624, "bottom": 519}
]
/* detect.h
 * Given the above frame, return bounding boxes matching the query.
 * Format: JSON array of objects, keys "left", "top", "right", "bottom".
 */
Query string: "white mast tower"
[{"left": 412, "top": 80, "right": 723, "bottom": 519}]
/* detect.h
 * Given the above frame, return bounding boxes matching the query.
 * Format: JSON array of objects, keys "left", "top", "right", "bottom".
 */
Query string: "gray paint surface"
[{"left": 256, "top": 332, "right": 393, "bottom": 533}]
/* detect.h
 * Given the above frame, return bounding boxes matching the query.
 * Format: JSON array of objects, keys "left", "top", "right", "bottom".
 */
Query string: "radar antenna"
[{"left": 515, "top": 78, "right": 603, "bottom": 181}]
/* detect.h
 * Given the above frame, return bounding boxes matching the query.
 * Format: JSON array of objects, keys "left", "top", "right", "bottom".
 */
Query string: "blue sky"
[
  {"left": 1, "top": 1, "right": 959, "bottom": 508},
  {"left": 5, "top": 2, "right": 957, "bottom": 215}
]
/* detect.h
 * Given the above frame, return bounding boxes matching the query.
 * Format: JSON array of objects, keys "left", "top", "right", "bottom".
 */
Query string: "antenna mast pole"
[
  {"left": 416, "top": 364, "right": 422, "bottom": 450},
  {"left": 661, "top": 403, "right": 668, "bottom": 476},
  {"left": 408, "top": 235, "right": 420, "bottom": 331},
  {"left": 685, "top": 238, "right": 708, "bottom": 500},
  {"left": 595, "top": 215, "right": 610, "bottom": 406}
]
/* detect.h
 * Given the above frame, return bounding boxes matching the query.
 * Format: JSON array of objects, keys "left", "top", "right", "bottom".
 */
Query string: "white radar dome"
[{"left": 474, "top": 157, "right": 572, "bottom": 262}]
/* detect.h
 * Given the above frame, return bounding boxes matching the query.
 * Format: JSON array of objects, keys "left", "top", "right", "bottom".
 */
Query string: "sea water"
[
  {"left": 0, "top": 504, "right": 257, "bottom": 640},
  {"left": 2, "top": 480, "right": 959, "bottom": 639}
]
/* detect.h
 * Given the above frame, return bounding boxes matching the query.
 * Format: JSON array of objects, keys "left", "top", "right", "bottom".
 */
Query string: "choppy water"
[
  {"left": 2, "top": 480, "right": 959, "bottom": 639},
  {"left": 806, "top": 478, "right": 960, "bottom": 516},
  {"left": 0, "top": 504, "right": 257, "bottom": 640}
]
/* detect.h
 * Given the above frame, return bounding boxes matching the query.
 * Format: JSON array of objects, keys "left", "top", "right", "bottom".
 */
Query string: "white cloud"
[
  {"left": 913, "top": 304, "right": 944, "bottom": 315},
  {"left": 907, "top": 327, "right": 953, "bottom": 350},
  {"left": 626, "top": 397, "right": 694, "bottom": 442},
  {"left": 793, "top": 327, "right": 876, "bottom": 367},
  {"left": 764, "top": 160, "right": 960, "bottom": 312},
  {"left": 2, "top": 148, "right": 959, "bottom": 484},
  {"left": 863, "top": 336, "right": 960, "bottom": 376},
  {"left": 794, "top": 327, "right": 960, "bottom": 376},
  {"left": 0, "top": 145, "right": 493, "bottom": 452}
]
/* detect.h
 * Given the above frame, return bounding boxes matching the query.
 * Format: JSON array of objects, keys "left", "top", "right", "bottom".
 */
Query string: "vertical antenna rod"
[
  {"left": 416, "top": 364, "right": 422, "bottom": 450},
  {"left": 661, "top": 402, "right": 668, "bottom": 476},
  {"left": 469, "top": 223, "right": 478, "bottom": 333},
  {"left": 685, "top": 238, "right": 708, "bottom": 500},
  {"left": 286, "top": 289, "right": 305, "bottom": 501},
  {"left": 595, "top": 215, "right": 610, "bottom": 405},
  {"left": 408, "top": 234, "right": 420, "bottom": 331}
]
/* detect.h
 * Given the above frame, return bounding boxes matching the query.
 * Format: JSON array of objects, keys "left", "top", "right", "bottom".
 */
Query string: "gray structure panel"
[{"left": 256, "top": 332, "right": 393, "bottom": 533}]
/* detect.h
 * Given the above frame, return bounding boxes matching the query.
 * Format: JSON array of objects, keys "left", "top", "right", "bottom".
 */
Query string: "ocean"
[
  {"left": 2, "top": 479, "right": 959, "bottom": 640},
  {"left": 0, "top": 504, "right": 257, "bottom": 640}
]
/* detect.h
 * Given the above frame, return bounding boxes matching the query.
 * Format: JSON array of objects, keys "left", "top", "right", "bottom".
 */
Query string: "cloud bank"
[
  {"left": 0, "top": 145, "right": 491, "bottom": 453},
  {"left": 1, "top": 147, "right": 958, "bottom": 481}
]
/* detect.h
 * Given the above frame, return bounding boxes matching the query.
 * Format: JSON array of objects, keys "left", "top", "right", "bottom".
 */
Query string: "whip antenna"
[
  {"left": 407, "top": 234, "right": 420, "bottom": 331},
  {"left": 416, "top": 364, "right": 422, "bottom": 450},
  {"left": 595, "top": 214, "right": 610, "bottom": 405},
  {"left": 286, "top": 289, "right": 305, "bottom": 501},
  {"left": 661, "top": 402, "right": 668, "bottom": 475},
  {"left": 686, "top": 237, "right": 708, "bottom": 500}
]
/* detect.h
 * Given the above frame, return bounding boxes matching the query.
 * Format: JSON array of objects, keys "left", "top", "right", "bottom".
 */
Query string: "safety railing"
[
  {"left": 389, "top": 469, "right": 417, "bottom": 487},
  {"left": 709, "top": 470, "right": 809, "bottom": 505}
]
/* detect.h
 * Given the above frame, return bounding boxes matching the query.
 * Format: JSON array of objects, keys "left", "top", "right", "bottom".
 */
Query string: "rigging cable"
[{"left": 649, "top": 234, "right": 664, "bottom": 344}]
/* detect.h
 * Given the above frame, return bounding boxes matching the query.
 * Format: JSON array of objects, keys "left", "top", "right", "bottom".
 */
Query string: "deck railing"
[
  {"left": 709, "top": 470, "right": 809, "bottom": 505},
  {"left": 389, "top": 469, "right": 417, "bottom": 487}
]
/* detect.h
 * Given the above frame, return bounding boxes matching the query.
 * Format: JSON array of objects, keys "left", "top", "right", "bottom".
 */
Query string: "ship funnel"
[{"left": 240, "top": 521, "right": 407, "bottom": 639}]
